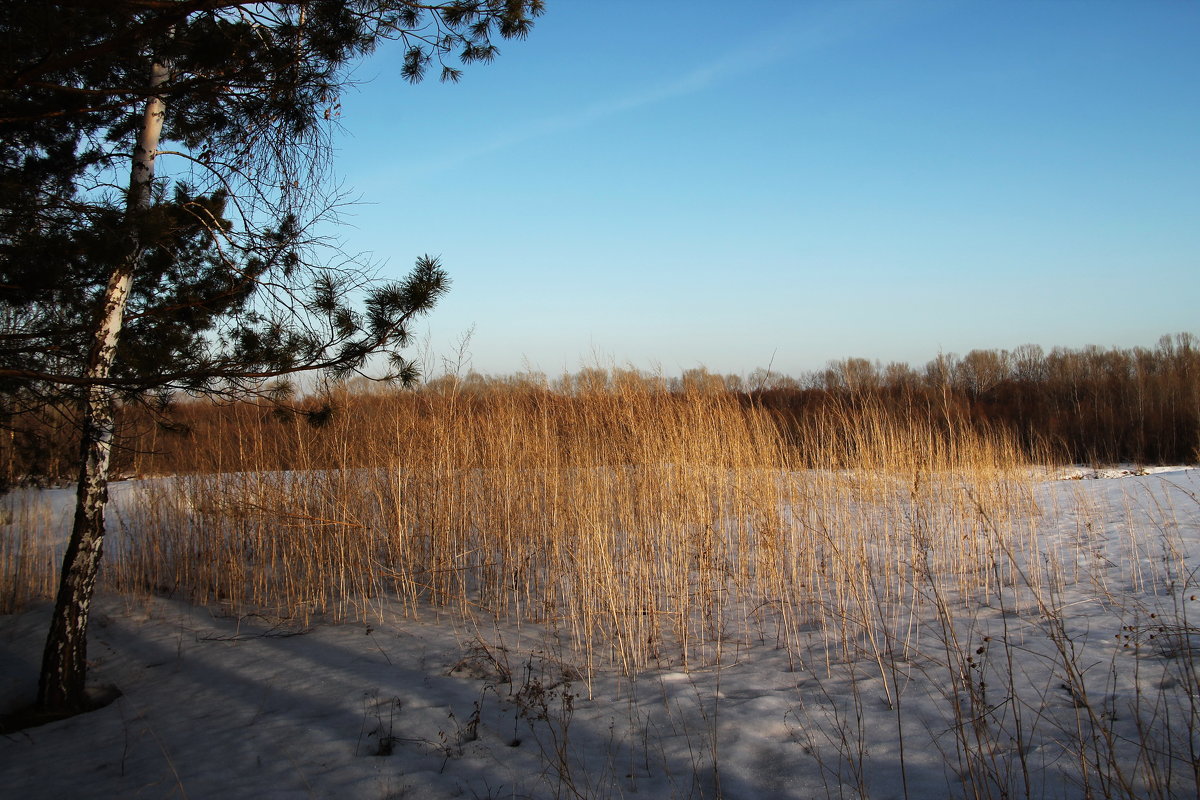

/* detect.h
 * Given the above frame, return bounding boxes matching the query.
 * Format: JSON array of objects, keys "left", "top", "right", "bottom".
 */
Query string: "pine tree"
[{"left": 0, "top": 0, "right": 544, "bottom": 717}]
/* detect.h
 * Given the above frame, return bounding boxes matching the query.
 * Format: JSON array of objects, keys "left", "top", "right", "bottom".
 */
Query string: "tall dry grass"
[
  {"left": 0, "top": 494, "right": 61, "bottom": 614},
  {"left": 103, "top": 376, "right": 1043, "bottom": 679},
  {"left": 10, "top": 374, "right": 1196, "bottom": 797}
]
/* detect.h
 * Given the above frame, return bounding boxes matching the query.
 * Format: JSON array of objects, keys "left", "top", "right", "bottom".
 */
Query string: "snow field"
[{"left": 2, "top": 467, "right": 1197, "bottom": 798}]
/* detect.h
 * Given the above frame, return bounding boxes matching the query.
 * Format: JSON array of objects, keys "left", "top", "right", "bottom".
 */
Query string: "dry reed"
[
  {"left": 103, "top": 377, "right": 1041, "bottom": 681},
  {"left": 0, "top": 492, "right": 65, "bottom": 613},
  {"left": 8, "top": 373, "right": 1196, "bottom": 798}
]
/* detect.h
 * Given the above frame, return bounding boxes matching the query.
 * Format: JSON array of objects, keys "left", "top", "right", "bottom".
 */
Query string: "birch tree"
[{"left": 1, "top": 0, "right": 544, "bottom": 717}]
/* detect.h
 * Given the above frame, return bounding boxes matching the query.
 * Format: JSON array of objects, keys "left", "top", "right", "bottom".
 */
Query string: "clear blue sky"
[{"left": 329, "top": 0, "right": 1199, "bottom": 379}]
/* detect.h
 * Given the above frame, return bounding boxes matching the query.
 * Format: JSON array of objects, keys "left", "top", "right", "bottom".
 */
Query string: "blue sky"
[{"left": 329, "top": 0, "right": 1199, "bottom": 379}]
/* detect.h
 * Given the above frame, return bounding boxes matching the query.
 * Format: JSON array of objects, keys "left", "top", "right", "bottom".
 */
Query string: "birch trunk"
[{"left": 37, "top": 60, "right": 170, "bottom": 713}]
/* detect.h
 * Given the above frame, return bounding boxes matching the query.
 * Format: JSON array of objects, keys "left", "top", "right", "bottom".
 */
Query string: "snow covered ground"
[{"left": 1, "top": 467, "right": 1197, "bottom": 799}]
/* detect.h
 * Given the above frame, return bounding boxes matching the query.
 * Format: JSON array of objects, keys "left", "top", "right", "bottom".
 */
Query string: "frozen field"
[{"left": 1, "top": 467, "right": 1197, "bottom": 799}]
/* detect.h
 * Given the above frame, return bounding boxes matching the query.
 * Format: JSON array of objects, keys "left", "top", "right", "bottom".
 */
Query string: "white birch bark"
[{"left": 37, "top": 59, "right": 170, "bottom": 712}]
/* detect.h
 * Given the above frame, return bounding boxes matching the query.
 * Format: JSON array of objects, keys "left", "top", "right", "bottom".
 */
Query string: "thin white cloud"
[
  {"left": 391, "top": 1, "right": 919, "bottom": 176},
  {"left": 405, "top": 3, "right": 901, "bottom": 175}
]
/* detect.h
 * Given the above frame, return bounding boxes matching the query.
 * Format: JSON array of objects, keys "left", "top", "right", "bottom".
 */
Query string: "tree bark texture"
[{"left": 37, "top": 60, "right": 169, "bottom": 712}]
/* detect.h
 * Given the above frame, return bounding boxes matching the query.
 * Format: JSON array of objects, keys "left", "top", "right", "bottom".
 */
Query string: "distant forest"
[
  {"left": 3, "top": 332, "right": 1196, "bottom": 487},
  {"left": 745, "top": 332, "right": 1199, "bottom": 466}
]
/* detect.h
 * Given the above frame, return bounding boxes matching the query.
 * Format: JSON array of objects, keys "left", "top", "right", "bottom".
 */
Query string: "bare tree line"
[
  {"left": 747, "top": 332, "right": 1198, "bottom": 465},
  {"left": 2, "top": 333, "right": 1195, "bottom": 485}
]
